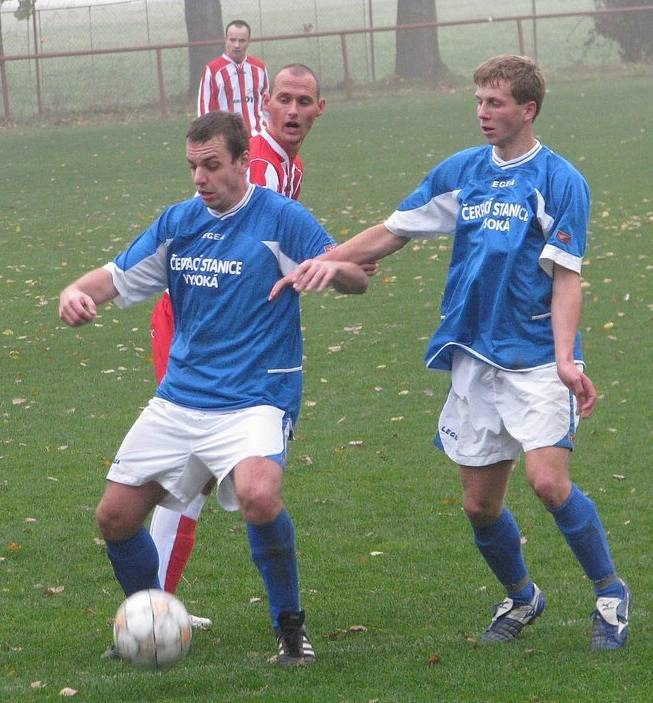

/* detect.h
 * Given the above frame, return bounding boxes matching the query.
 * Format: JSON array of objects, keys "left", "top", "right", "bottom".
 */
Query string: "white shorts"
[
  {"left": 435, "top": 351, "right": 580, "bottom": 466},
  {"left": 107, "top": 398, "right": 291, "bottom": 512}
]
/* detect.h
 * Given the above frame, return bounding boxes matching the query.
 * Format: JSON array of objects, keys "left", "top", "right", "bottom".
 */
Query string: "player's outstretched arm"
[
  {"left": 324, "top": 223, "right": 409, "bottom": 265},
  {"left": 59, "top": 268, "right": 118, "bottom": 327},
  {"left": 551, "top": 263, "right": 596, "bottom": 418},
  {"left": 269, "top": 260, "right": 368, "bottom": 300}
]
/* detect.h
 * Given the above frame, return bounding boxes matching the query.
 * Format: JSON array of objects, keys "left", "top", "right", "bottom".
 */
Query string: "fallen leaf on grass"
[
  {"left": 327, "top": 625, "right": 368, "bottom": 640},
  {"left": 426, "top": 653, "right": 441, "bottom": 666},
  {"left": 348, "top": 625, "right": 368, "bottom": 633},
  {"left": 44, "top": 586, "right": 65, "bottom": 596},
  {"left": 31, "top": 681, "right": 47, "bottom": 689},
  {"left": 59, "top": 688, "right": 77, "bottom": 697}
]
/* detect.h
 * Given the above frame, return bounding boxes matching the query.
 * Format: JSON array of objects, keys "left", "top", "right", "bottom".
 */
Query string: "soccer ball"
[{"left": 113, "top": 589, "right": 192, "bottom": 668}]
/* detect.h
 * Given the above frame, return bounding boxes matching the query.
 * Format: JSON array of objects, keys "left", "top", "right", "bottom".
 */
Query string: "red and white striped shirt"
[
  {"left": 248, "top": 128, "right": 304, "bottom": 200},
  {"left": 197, "top": 53, "right": 269, "bottom": 135}
]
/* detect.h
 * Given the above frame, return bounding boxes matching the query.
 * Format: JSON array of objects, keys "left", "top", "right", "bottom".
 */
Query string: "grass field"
[{"left": 1, "top": 74, "right": 652, "bottom": 702}]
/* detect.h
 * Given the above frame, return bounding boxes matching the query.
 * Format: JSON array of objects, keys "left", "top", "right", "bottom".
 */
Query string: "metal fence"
[{"left": 1, "top": 0, "right": 651, "bottom": 122}]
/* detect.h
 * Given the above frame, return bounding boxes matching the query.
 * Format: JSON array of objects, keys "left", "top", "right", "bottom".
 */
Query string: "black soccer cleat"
[{"left": 274, "top": 610, "right": 316, "bottom": 666}]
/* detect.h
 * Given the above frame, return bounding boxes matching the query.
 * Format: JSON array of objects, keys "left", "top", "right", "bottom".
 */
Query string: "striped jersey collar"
[
  {"left": 221, "top": 53, "right": 248, "bottom": 67},
  {"left": 491, "top": 140, "right": 542, "bottom": 169},
  {"left": 259, "top": 127, "right": 292, "bottom": 166},
  {"left": 207, "top": 183, "right": 255, "bottom": 219}
]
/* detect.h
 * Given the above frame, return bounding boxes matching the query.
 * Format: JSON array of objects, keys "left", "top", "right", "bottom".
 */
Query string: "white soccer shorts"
[
  {"left": 107, "top": 398, "right": 291, "bottom": 512},
  {"left": 436, "top": 351, "right": 581, "bottom": 466}
]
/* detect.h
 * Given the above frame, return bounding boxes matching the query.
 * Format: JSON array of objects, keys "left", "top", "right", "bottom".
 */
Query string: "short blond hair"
[{"left": 473, "top": 55, "right": 545, "bottom": 119}]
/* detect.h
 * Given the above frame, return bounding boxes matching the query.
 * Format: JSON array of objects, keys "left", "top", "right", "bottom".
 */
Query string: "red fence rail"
[{"left": 1, "top": 5, "right": 652, "bottom": 124}]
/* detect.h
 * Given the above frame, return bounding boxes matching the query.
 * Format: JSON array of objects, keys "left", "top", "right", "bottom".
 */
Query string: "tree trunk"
[
  {"left": 395, "top": 0, "right": 448, "bottom": 80},
  {"left": 184, "top": 0, "right": 224, "bottom": 98}
]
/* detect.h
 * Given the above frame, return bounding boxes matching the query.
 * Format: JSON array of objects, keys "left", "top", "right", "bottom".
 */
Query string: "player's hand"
[
  {"left": 269, "top": 259, "right": 342, "bottom": 301},
  {"left": 557, "top": 360, "right": 597, "bottom": 418},
  {"left": 59, "top": 287, "right": 97, "bottom": 326},
  {"left": 361, "top": 262, "right": 379, "bottom": 277}
]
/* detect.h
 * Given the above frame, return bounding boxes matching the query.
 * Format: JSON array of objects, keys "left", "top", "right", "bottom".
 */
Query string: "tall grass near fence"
[{"left": 0, "top": 75, "right": 651, "bottom": 702}]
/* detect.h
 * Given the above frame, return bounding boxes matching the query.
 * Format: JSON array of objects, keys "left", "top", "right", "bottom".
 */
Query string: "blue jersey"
[
  {"left": 385, "top": 142, "right": 589, "bottom": 371},
  {"left": 105, "top": 185, "right": 335, "bottom": 421}
]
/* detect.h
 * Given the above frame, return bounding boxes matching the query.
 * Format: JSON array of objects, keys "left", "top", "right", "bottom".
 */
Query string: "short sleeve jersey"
[
  {"left": 384, "top": 142, "right": 590, "bottom": 371},
  {"left": 248, "top": 128, "right": 304, "bottom": 200},
  {"left": 197, "top": 54, "right": 269, "bottom": 135},
  {"left": 105, "top": 185, "right": 335, "bottom": 422}
]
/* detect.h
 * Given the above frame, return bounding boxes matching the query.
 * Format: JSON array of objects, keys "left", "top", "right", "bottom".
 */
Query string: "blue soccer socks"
[
  {"left": 106, "top": 527, "right": 161, "bottom": 596},
  {"left": 550, "top": 484, "right": 619, "bottom": 593},
  {"left": 247, "top": 509, "right": 300, "bottom": 629},
  {"left": 472, "top": 508, "right": 531, "bottom": 599}
]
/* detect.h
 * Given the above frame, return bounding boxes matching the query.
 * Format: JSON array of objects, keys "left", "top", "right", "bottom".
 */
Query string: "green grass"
[{"left": 1, "top": 75, "right": 652, "bottom": 702}]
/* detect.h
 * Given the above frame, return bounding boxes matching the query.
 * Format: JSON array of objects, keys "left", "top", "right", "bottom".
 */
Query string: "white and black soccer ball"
[{"left": 113, "top": 589, "right": 192, "bottom": 668}]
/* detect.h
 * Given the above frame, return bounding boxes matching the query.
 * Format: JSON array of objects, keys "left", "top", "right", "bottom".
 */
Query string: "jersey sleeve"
[
  {"left": 384, "top": 160, "right": 461, "bottom": 239},
  {"left": 105, "top": 209, "right": 172, "bottom": 308},
  {"left": 248, "top": 158, "right": 280, "bottom": 192},
  {"left": 537, "top": 166, "right": 589, "bottom": 277},
  {"left": 197, "top": 64, "right": 214, "bottom": 116},
  {"left": 261, "top": 67, "right": 270, "bottom": 124}
]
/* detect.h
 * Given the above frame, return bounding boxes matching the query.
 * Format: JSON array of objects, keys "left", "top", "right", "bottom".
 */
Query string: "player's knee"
[
  {"left": 95, "top": 500, "right": 137, "bottom": 542},
  {"left": 238, "top": 485, "right": 281, "bottom": 524},
  {"left": 462, "top": 497, "right": 502, "bottom": 525},
  {"left": 528, "top": 475, "right": 570, "bottom": 510}
]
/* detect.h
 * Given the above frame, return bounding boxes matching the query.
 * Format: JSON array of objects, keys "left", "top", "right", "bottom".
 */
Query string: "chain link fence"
[{"left": 0, "top": 0, "right": 644, "bottom": 121}]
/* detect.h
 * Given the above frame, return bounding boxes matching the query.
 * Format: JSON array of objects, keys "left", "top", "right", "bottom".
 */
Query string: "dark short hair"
[
  {"left": 225, "top": 19, "right": 251, "bottom": 37},
  {"left": 271, "top": 63, "right": 321, "bottom": 99},
  {"left": 186, "top": 111, "right": 249, "bottom": 161},
  {"left": 473, "top": 54, "right": 545, "bottom": 119}
]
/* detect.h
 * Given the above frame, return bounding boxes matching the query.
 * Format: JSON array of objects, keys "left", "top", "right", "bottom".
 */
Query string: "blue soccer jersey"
[
  {"left": 105, "top": 185, "right": 335, "bottom": 421},
  {"left": 384, "top": 142, "right": 589, "bottom": 371}
]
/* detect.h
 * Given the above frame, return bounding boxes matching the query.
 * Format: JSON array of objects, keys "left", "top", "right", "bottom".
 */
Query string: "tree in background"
[
  {"left": 589, "top": 0, "right": 653, "bottom": 62},
  {"left": 395, "top": 0, "right": 450, "bottom": 81},
  {"left": 184, "top": 0, "right": 223, "bottom": 98},
  {"left": 0, "top": 0, "right": 34, "bottom": 58}
]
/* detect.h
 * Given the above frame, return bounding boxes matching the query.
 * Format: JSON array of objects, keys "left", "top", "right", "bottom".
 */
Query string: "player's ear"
[
  {"left": 239, "top": 149, "right": 250, "bottom": 171},
  {"left": 316, "top": 98, "right": 326, "bottom": 116},
  {"left": 523, "top": 100, "right": 537, "bottom": 122},
  {"left": 263, "top": 92, "right": 271, "bottom": 109}
]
